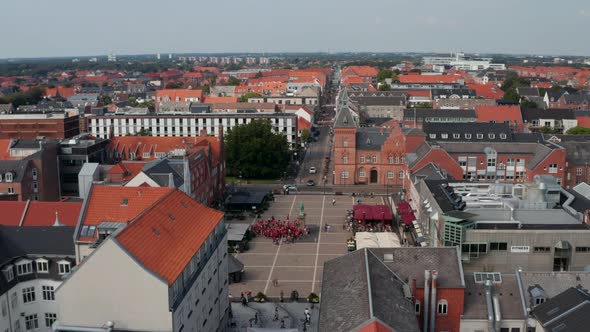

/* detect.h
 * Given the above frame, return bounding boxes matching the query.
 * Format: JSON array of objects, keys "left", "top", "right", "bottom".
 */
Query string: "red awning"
[{"left": 353, "top": 204, "right": 393, "bottom": 222}]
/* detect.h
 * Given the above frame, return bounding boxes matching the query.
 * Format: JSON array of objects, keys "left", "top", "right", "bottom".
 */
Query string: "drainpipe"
[
  {"left": 485, "top": 279, "right": 496, "bottom": 332},
  {"left": 493, "top": 292, "right": 502, "bottom": 332},
  {"left": 423, "top": 270, "right": 431, "bottom": 332},
  {"left": 430, "top": 271, "right": 438, "bottom": 332},
  {"left": 52, "top": 321, "right": 114, "bottom": 332}
]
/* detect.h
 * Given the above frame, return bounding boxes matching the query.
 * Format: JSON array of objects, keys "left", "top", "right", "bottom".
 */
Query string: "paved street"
[{"left": 228, "top": 193, "right": 389, "bottom": 301}]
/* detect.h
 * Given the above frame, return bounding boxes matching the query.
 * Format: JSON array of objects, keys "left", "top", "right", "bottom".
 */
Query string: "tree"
[
  {"left": 254, "top": 71, "right": 263, "bottom": 78},
  {"left": 133, "top": 128, "right": 152, "bottom": 136},
  {"left": 0, "top": 87, "right": 45, "bottom": 108},
  {"left": 238, "top": 92, "right": 263, "bottom": 102},
  {"left": 539, "top": 126, "right": 561, "bottom": 134},
  {"left": 99, "top": 95, "right": 113, "bottom": 106},
  {"left": 225, "top": 120, "right": 290, "bottom": 179},
  {"left": 566, "top": 126, "right": 590, "bottom": 135},
  {"left": 377, "top": 69, "right": 393, "bottom": 82},
  {"left": 227, "top": 77, "right": 241, "bottom": 86},
  {"left": 301, "top": 129, "right": 311, "bottom": 142},
  {"left": 165, "top": 82, "right": 183, "bottom": 89},
  {"left": 378, "top": 83, "right": 391, "bottom": 91},
  {"left": 520, "top": 99, "right": 538, "bottom": 108}
]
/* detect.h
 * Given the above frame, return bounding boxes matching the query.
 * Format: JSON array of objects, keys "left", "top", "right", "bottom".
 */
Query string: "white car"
[{"left": 309, "top": 167, "right": 317, "bottom": 174}]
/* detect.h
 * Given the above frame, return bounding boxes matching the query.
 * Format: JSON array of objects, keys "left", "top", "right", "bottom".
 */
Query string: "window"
[
  {"left": 45, "top": 313, "right": 57, "bottom": 328},
  {"left": 490, "top": 242, "right": 508, "bottom": 251},
  {"left": 25, "top": 314, "right": 38, "bottom": 331},
  {"left": 359, "top": 171, "right": 366, "bottom": 178},
  {"left": 342, "top": 156, "right": 348, "bottom": 164},
  {"left": 143, "top": 152, "right": 150, "bottom": 158},
  {"left": 32, "top": 168, "right": 37, "bottom": 180},
  {"left": 372, "top": 155, "right": 377, "bottom": 163},
  {"left": 11, "top": 293, "right": 17, "bottom": 309},
  {"left": 341, "top": 171, "right": 349, "bottom": 179},
  {"left": 388, "top": 156, "right": 394, "bottom": 164},
  {"left": 36, "top": 259, "right": 48, "bottom": 273},
  {"left": 488, "top": 133, "right": 495, "bottom": 139},
  {"left": 42, "top": 286, "right": 54, "bottom": 301},
  {"left": 441, "top": 133, "right": 448, "bottom": 139},
  {"left": 415, "top": 301, "right": 420, "bottom": 315},
  {"left": 22, "top": 287, "right": 35, "bottom": 304},
  {"left": 2, "top": 265, "right": 13, "bottom": 282},
  {"left": 548, "top": 163, "right": 558, "bottom": 174},
  {"left": 465, "top": 133, "right": 472, "bottom": 139},
  {"left": 534, "top": 247, "right": 551, "bottom": 253},
  {"left": 387, "top": 171, "right": 394, "bottom": 179},
  {"left": 506, "top": 159, "right": 515, "bottom": 167},
  {"left": 7, "top": 187, "right": 14, "bottom": 194},
  {"left": 477, "top": 133, "right": 483, "bottom": 139},
  {"left": 360, "top": 155, "right": 365, "bottom": 163},
  {"left": 575, "top": 247, "right": 590, "bottom": 252},
  {"left": 5, "top": 172, "right": 13, "bottom": 182},
  {"left": 399, "top": 171, "right": 405, "bottom": 178},
  {"left": 535, "top": 297, "right": 545, "bottom": 305},
  {"left": 343, "top": 140, "right": 348, "bottom": 147},
  {"left": 58, "top": 261, "right": 71, "bottom": 275},
  {"left": 429, "top": 133, "right": 436, "bottom": 139},
  {"left": 437, "top": 300, "right": 448, "bottom": 315},
  {"left": 577, "top": 168, "right": 583, "bottom": 176},
  {"left": 453, "top": 133, "right": 460, "bottom": 139},
  {"left": 487, "top": 157, "right": 496, "bottom": 167},
  {"left": 16, "top": 260, "right": 32, "bottom": 276},
  {"left": 500, "top": 133, "right": 507, "bottom": 139}
]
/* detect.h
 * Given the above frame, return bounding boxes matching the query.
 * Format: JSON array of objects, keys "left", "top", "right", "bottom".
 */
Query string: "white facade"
[
  {"left": 423, "top": 53, "right": 506, "bottom": 71},
  {"left": 57, "top": 224, "right": 229, "bottom": 332},
  {"left": 87, "top": 113, "right": 298, "bottom": 147},
  {"left": 1, "top": 279, "right": 61, "bottom": 332}
]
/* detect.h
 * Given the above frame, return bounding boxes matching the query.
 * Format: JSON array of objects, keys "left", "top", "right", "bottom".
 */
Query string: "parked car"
[
  {"left": 307, "top": 179, "right": 315, "bottom": 186},
  {"left": 309, "top": 167, "right": 317, "bottom": 174}
]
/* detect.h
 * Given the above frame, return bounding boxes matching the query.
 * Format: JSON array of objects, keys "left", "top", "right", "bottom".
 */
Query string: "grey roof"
[
  {"left": 545, "top": 90, "right": 567, "bottom": 102},
  {"left": 10, "top": 139, "right": 44, "bottom": 149},
  {"left": 402, "top": 108, "right": 477, "bottom": 121},
  {"left": 521, "top": 108, "right": 575, "bottom": 121},
  {"left": 228, "top": 255, "right": 244, "bottom": 274},
  {"left": 564, "top": 94, "right": 590, "bottom": 104},
  {"left": 431, "top": 88, "right": 476, "bottom": 97},
  {"left": 527, "top": 96, "right": 547, "bottom": 108},
  {"left": 555, "top": 142, "right": 590, "bottom": 165},
  {"left": 356, "top": 128, "right": 393, "bottom": 151},
  {"left": 545, "top": 133, "right": 590, "bottom": 142},
  {"left": 422, "top": 123, "right": 512, "bottom": 142},
  {"left": 0, "top": 103, "right": 13, "bottom": 113},
  {"left": 406, "top": 142, "right": 432, "bottom": 169},
  {"left": 0, "top": 225, "right": 76, "bottom": 266},
  {"left": 334, "top": 108, "right": 357, "bottom": 128},
  {"left": 142, "top": 159, "right": 184, "bottom": 188},
  {"left": 531, "top": 287, "right": 590, "bottom": 332},
  {"left": 562, "top": 188, "right": 590, "bottom": 214},
  {"left": 517, "top": 271, "right": 590, "bottom": 313},
  {"left": 410, "top": 162, "right": 450, "bottom": 182},
  {"left": 463, "top": 274, "right": 525, "bottom": 320},
  {"left": 319, "top": 249, "right": 420, "bottom": 332},
  {"left": 351, "top": 96, "right": 406, "bottom": 106},
  {"left": 349, "top": 91, "right": 407, "bottom": 98},
  {"left": 0, "top": 159, "right": 31, "bottom": 183},
  {"left": 516, "top": 87, "right": 540, "bottom": 97}
]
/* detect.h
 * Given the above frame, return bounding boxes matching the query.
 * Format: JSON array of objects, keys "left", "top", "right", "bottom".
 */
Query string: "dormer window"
[
  {"left": 441, "top": 133, "right": 448, "bottom": 139},
  {"left": 500, "top": 133, "right": 507, "bottom": 139},
  {"left": 489, "top": 133, "right": 495, "bottom": 139},
  {"left": 477, "top": 133, "right": 483, "bottom": 139},
  {"left": 32, "top": 168, "right": 37, "bottom": 180},
  {"left": 16, "top": 259, "right": 33, "bottom": 276},
  {"left": 453, "top": 133, "right": 460, "bottom": 139},
  {"left": 465, "top": 134, "right": 472, "bottom": 139},
  {"left": 58, "top": 260, "right": 71, "bottom": 275},
  {"left": 36, "top": 259, "right": 49, "bottom": 273},
  {"left": 143, "top": 152, "right": 151, "bottom": 159},
  {"left": 535, "top": 297, "right": 546, "bottom": 305},
  {"left": 5, "top": 172, "right": 13, "bottom": 182},
  {"left": 2, "top": 265, "right": 14, "bottom": 282},
  {"left": 429, "top": 134, "right": 436, "bottom": 139},
  {"left": 388, "top": 156, "right": 394, "bottom": 164}
]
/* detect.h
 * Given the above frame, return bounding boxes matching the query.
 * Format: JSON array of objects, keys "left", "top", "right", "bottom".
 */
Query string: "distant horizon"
[{"left": 1, "top": 0, "right": 589, "bottom": 59}]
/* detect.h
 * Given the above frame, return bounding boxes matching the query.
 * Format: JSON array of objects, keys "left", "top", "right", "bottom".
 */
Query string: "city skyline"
[{"left": 1, "top": 0, "right": 589, "bottom": 58}]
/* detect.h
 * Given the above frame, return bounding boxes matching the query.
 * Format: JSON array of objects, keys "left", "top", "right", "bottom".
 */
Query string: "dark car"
[{"left": 306, "top": 179, "right": 315, "bottom": 186}]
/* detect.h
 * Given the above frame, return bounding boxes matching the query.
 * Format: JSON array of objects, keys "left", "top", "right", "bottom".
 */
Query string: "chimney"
[
  {"left": 53, "top": 211, "right": 64, "bottom": 227},
  {"left": 168, "top": 173, "right": 175, "bottom": 187},
  {"left": 430, "top": 271, "right": 437, "bottom": 332},
  {"left": 485, "top": 279, "right": 496, "bottom": 332},
  {"left": 423, "top": 270, "right": 431, "bottom": 332}
]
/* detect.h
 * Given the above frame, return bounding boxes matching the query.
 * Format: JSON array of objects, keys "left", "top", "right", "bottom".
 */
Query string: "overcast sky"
[{"left": 1, "top": 0, "right": 589, "bottom": 58}]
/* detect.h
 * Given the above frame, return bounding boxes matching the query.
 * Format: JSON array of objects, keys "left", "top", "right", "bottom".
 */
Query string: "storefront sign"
[{"left": 510, "top": 246, "right": 530, "bottom": 253}]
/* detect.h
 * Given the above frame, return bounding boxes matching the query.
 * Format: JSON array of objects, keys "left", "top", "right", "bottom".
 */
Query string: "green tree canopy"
[
  {"left": 165, "top": 82, "right": 183, "bottom": 89},
  {"left": 378, "top": 83, "right": 391, "bottom": 91},
  {"left": 225, "top": 120, "right": 290, "bottom": 179},
  {"left": 238, "top": 92, "right": 263, "bottom": 102},
  {"left": 301, "top": 128, "right": 311, "bottom": 142},
  {"left": 566, "top": 126, "right": 590, "bottom": 135},
  {"left": 227, "top": 77, "right": 241, "bottom": 86},
  {"left": 0, "top": 87, "right": 45, "bottom": 108}
]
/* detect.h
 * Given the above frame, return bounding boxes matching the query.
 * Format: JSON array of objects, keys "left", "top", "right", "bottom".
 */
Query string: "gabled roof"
[
  {"left": 0, "top": 225, "right": 75, "bottom": 266},
  {"left": 516, "top": 87, "right": 540, "bottom": 97},
  {"left": 115, "top": 190, "right": 224, "bottom": 284},
  {"left": 521, "top": 108, "right": 575, "bottom": 121},
  {"left": 78, "top": 186, "right": 174, "bottom": 242},
  {"left": 475, "top": 105, "right": 523, "bottom": 124},
  {"left": 399, "top": 74, "right": 461, "bottom": 84},
  {"left": 334, "top": 108, "right": 357, "bottom": 128},
  {"left": 532, "top": 287, "right": 590, "bottom": 332},
  {"left": 21, "top": 202, "right": 82, "bottom": 226}
]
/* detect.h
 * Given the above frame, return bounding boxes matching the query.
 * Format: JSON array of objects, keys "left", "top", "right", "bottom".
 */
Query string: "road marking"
[
  {"left": 311, "top": 195, "right": 326, "bottom": 293},
  {"left": 263, "top": 195, "right": 297, "bottom": 293}
]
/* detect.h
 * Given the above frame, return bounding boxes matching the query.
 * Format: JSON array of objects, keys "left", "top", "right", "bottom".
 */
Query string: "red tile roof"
[
  {"left": 298, "top": 117, "right": 311, "bottom": 130},
  {"left": 108, "top": 136, "right": 208, "bottom": 161},
  {"left": 155, "top": 89, "right": 203, "bottom": 101},
  {"left": 202, "top": 96, "right": 238, "bottom": 103},
  {"left": 407, "top": 90, "right": 431, "bottom": 97},
  {"left": 475, "top": 105, "right": 523, "bottom": 124},
  {"left": 0, "top": 139, "right": 14, "bottom": 160},
  {"left": 22, "top": 202, "right": 82, "bottom": 226},
  {"left": 107, "top": 162, "right": 146, "bottom": 182},
  {"left": 115, "top": 190, "right": 224, "bottom": 284},
  {"left": 0, "top": 201, "right": 27, "bottom": 226},
  {"left": 468, "top": 84, "right": 505, "bottom": 100},
  {"left": 399, "top": 75, "right": 461, "bottom": 84},
  {"left": 79, "top": 186, "right": 174, "bottom": 242},
  {"left": 357, "top": 321, "right": 393, "bottom": 332},
  {"left": 342, "top": 66, "right": 379, "bottom": 78}
]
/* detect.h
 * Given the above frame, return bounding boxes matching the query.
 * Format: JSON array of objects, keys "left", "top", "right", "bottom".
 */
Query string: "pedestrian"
[
  {"left": 280, "top": 290, "right": 284, "bottom": 302},
  {"left": 303, "top": 322, "right": 307, "bottom": 332},
  {"left": 280, "top": 319, "right": 285, "bottom": 329},
  {"left": 254, "top": 313, "right": 258, "bottom": 325},
  {"left": 274, "top": 306, "right": 279, "bottom": 321},
  {"left": 304, "top": 308, "right": 310, "bottom": 317},
  {"left": 332, "top": 198, "right": 336, "bottom": 205},
  {"left": 306, "top": 312, "right": 311, "bottom": 323},
  {"left": 242, "top": 297, "right": 247, "bottom": 306}
]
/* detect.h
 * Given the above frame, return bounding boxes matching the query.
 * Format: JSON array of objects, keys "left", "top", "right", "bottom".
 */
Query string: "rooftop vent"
[
  {"left": 152, "top": 227, "right": 160, "bottom": 237},
  {"left": 121, "top": 198, "right": 128, "bottom": 206}
]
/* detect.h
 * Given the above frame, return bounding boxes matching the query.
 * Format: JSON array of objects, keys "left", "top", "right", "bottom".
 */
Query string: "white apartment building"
[
  {"left": 0, "top": 226, "right": 75, "bottom": 332},
  {"left": 87, "top": 112, "right": 299, "bottom": 147},
  {"left": 423, "top": 53, "right": 506, "bottom": 71},
  {"left": 55, "top": 188, "right": 229, "bottom": 332}
]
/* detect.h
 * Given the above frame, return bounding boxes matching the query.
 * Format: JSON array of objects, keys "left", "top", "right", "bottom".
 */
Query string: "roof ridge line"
[
  {"left": 116, "top": 188, "right": 177, "bottom": 235},
  {"left": 19, "top": 199, "right": 31, "bottom": 227},
  {"left": 364, "top": 248, "right": 374, "bottom": 319}
]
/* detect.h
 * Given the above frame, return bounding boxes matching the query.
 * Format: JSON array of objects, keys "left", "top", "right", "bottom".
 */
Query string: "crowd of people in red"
[{"left": 250, "top": 216, "right": 309, "bottom": 244}]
